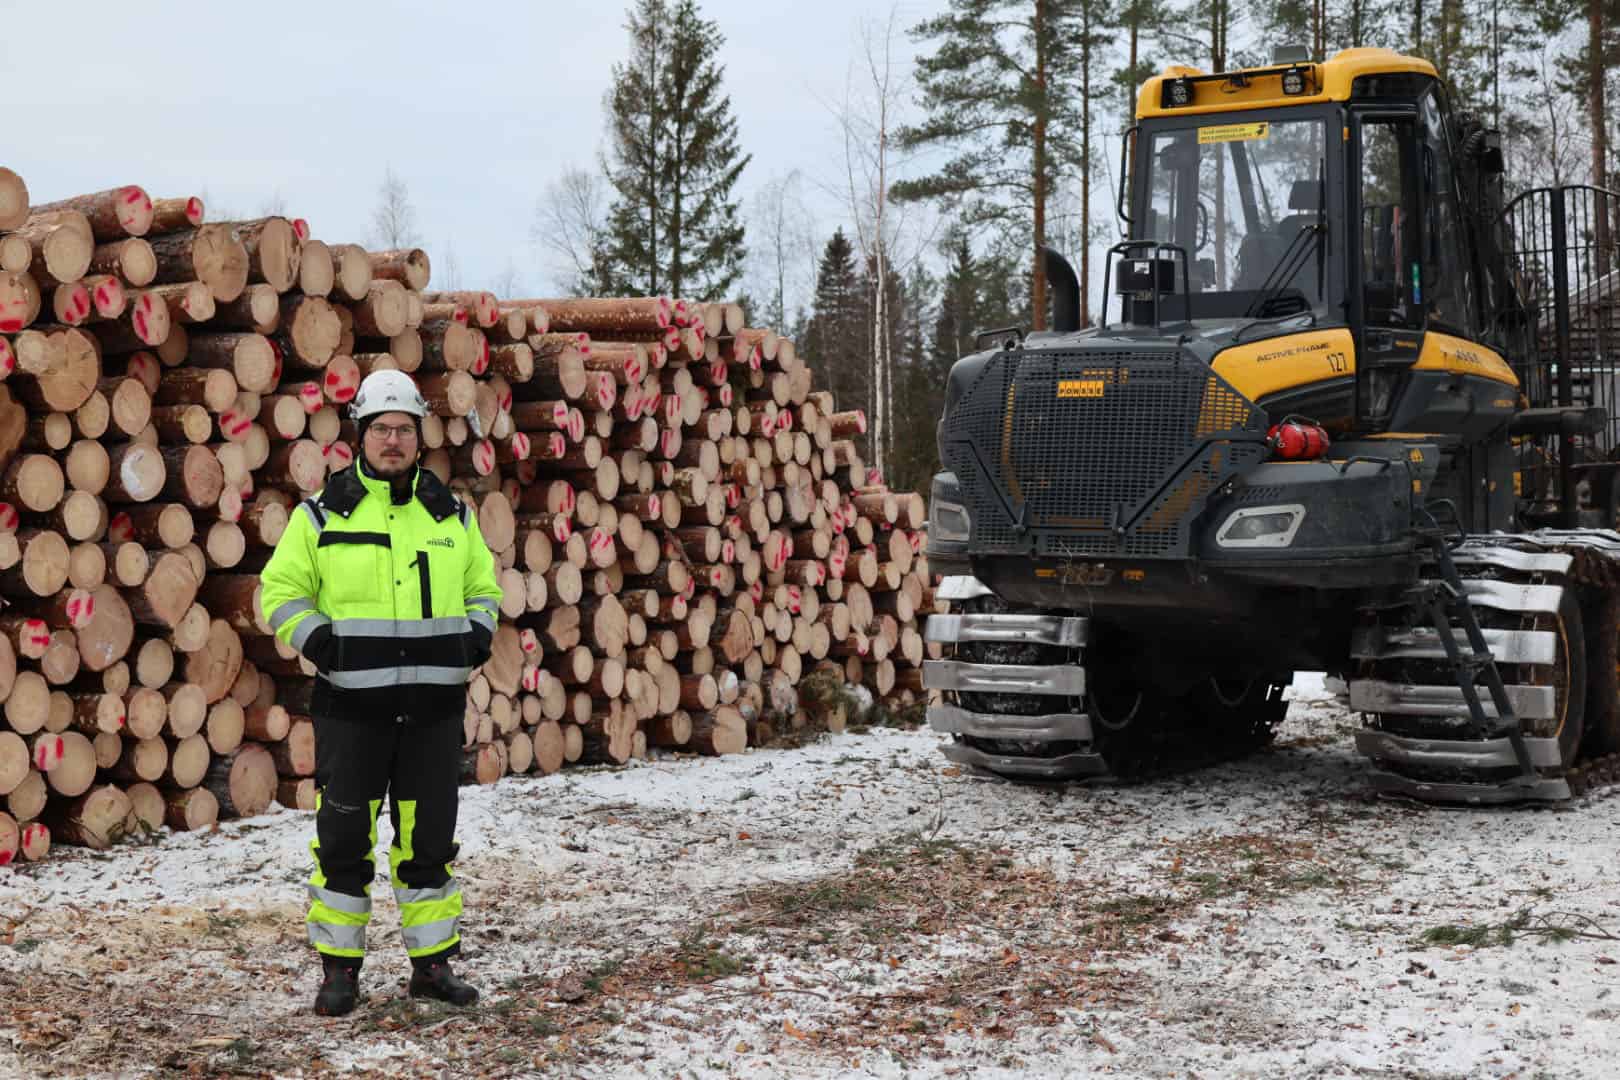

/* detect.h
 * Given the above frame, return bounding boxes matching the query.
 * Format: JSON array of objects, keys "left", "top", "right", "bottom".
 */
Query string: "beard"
[{"left": 362, "top": 448, "right": 417, "bottom": 482}]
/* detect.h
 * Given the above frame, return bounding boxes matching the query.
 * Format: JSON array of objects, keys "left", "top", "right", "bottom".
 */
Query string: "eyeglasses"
[{"left": 366, "top": 423, "right": 418, "bottom": 443}]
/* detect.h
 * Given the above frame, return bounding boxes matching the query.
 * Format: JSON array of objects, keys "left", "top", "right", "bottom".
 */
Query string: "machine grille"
[{"left": 942, "top": 346, "right": 1267, "bottom": 558}]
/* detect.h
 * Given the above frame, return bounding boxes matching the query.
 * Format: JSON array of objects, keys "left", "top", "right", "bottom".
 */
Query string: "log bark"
[
  {"left": 88, "top": 237, "right": 156, "bottom": 287},
  {"left": 147, "top": 224, "right": 249, "bottom": 302},
  {"left": 234, "top": 217, "right": 299, "bottom": 292},
  {"left": 688, "top": 705, "right": 747, "bottom": 755},
  {"left": 149, "top": 195, "right": 205, "bottom": 234},
  {"left": 46, "top": 783, "right": 130, "bottom": 848},
  {"left": 369, "top": 248, "right": 431, "bottom": 291},
  {"left": 269, "top": 718, "right": 315, "bottom": 777},
  {"left": 164, "top": 785, "right": 219, "bottom": 830},
  {"left": 203, "top": 742, "right": 276, "bottom": 818},
  {"left": 0, "top": 167, "right": 28, "bottom": 231},
  {"left": 31, "top": 187, "right": 154, "bottom": 240}
]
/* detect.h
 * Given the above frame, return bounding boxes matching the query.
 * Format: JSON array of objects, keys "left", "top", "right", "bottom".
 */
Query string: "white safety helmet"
[{"left": 351, "top": 369, "right": 428, "bottom": 421}]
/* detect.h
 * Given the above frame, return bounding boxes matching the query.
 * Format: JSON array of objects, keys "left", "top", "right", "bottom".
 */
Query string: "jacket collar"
[{"left": 318, "top": 464, "right": 461, "bottom": 522}]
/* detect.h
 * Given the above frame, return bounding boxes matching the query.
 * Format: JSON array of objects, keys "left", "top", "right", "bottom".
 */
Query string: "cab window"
[
  {"left": 1419, "top": 90, "right": 1477, "bottom": 335},
  {"left": 1358, "top": 116, "right": 1422, "bottom": 331}
]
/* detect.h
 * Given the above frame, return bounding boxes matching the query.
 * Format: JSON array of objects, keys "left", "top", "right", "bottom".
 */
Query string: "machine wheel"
[
  {"left": 1581, "top": 591, "right": 1620, "bottom": 757},
  {"left": 1522, "top": 589, "right": 1586, "bottom": 770},
  {"left": 1087, "top": 665, "right": 1164, "bottom": 775},
  {"left": 1189, "top": 673, "right": 1290, "bottom": 753}
]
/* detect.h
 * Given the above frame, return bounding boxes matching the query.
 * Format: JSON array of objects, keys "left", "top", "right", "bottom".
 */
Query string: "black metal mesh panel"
[
  {"left": 1502, "top": 186, "right": 1620, "bottom": 518},
  {"left": 942, "top": 354, "right": 1019, "bottom": 548},
  {"left": 942, "top": 346, "right": 1267, "bottom": 558}
]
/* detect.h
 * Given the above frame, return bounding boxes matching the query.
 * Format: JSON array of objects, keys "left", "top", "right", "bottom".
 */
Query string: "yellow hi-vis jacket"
[{"left": 259, "top": 464, "right": 502, "bottom": 719}]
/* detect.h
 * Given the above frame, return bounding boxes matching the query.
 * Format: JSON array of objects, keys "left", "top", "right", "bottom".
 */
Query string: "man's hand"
[
  {"left": 466, "top": 623, "right": 493, "bottom": 669},
  {"left": 303, "top": 624, "right": 339, "bottom": 674}
]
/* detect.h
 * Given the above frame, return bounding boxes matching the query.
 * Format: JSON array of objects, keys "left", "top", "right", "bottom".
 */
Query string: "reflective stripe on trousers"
[
  {"left": 307, "top": 793, "right": 381, "bottom": 959},
  {"left": 391, "top": 800, "right": 461, "bottom": 958}
]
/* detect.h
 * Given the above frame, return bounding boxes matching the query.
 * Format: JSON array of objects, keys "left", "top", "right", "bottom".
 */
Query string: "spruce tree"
[
  {"left": 804, "top": 230, "right": 867, "bottom": 425},
  {"left": 597, "top": 0, "right": 752, "bottom": 300}
]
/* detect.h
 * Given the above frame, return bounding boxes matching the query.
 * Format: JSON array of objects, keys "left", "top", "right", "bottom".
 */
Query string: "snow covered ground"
[{"left": 2, "top": 677, "right": 1619, "bottom": 1078}]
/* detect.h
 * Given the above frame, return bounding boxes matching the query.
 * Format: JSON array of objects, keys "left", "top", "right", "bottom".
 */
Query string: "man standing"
[{"left": 260, "top": 370, "right": 502, "bottom": 1016}]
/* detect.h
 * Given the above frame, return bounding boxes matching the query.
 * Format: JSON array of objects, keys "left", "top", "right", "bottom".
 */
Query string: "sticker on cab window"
[{"left": 1197, "top": 122, "right": 1270, "bottom": 144}]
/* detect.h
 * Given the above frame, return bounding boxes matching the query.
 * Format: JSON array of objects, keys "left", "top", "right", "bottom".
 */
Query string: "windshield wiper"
[{"left": 1240, "top": 224, "right": 1321, "bottom": 319}]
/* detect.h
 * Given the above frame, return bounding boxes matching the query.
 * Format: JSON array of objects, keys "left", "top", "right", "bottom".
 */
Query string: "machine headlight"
[
  {"left": 1281, "top": 66, "right": 1308, "bottom": 95},
  {"left": 1216, "top": 504, "right": 1306, "bottom": 548},
  {"left": 1166, "top": 78, "right": 1194, "bottom": 107},
  {"left": 931, "top": 500, "right": 972, "bottom": 543}
]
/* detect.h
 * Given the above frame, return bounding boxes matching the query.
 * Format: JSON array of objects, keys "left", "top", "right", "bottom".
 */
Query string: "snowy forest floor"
[{"left": 2, "top": 677, "right": 1619, "bottom": 1079}]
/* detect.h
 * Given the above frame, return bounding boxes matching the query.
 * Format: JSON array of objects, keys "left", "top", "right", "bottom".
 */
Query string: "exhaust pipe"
[{"left": 1043, "top": 246, "right": 1080, "bottom": 332}]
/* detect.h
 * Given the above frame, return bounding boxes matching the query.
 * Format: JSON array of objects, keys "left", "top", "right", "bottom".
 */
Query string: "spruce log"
[
  {"left": 203, "top": 742, "right": 276, "bottom": 818},
  {"left": 46, "top": 782, "right": 130, "bottom": 848},
  {"left": 163, "top": 785, "right": 218, "bottom": 831}
]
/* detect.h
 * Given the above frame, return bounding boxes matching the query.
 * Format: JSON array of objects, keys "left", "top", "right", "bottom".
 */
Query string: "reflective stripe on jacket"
[{"left": 259, "top": 464, "right": 502, "bottom": 703}]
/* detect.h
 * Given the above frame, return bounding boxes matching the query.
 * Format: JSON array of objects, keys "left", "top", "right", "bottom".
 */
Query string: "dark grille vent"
[{"left": 942, "top": 346, "right": 1267, "bottom": 559}]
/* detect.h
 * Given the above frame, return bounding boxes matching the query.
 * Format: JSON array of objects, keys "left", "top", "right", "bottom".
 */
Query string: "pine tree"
[
  {"left": 596, "top": 0, "right": 752, "bottom": 300},
  {"left": 891, "top": 1, "right": 1087, "bottom": 332}
]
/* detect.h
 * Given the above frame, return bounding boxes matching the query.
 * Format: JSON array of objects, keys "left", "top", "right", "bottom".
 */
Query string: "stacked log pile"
[{"left": 0, "top": 164, "right": 931, "bottom": 865}]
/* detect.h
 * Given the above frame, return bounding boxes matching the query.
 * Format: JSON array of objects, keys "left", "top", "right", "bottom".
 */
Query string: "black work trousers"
[{"left": 306, "top": 707, "right": 464, "bottom": 964}]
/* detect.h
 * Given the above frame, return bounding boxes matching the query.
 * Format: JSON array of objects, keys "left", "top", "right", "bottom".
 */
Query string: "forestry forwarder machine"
[{"left": 922, "top": 45, "right": 1620, "bottom": 803}]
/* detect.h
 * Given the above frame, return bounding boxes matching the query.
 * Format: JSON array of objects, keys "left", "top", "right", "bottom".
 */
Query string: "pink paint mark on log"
[
  {"left": 513, "top": 433, "right": 530, "bottom": 459},
  {"left": 133, "top": 311, "right": 148, "bottom": 340},
  {"left": 0, "top": 852, "right": 11, "bottom": 867},
  {"left": 520, "top": 629, "right": 539, "bottom": 654},
  {"left": 749, "top": 580, "right": 764, "bottom": 603},
  {"left": 0, "top": 319, "right": 23, "bottom": 333},
  {"left": 0, "top": 505, "right": 14, "bottom": 533},
  {"left": 647, "top": 494, "right": 660, "bottom": 518},
  {"left": 189, "top": 199, "right": 206, "bottom": 225},
  {"left": 108, "top": 512, "right": 132, "bottom": 542},
  {"left": 552, "top": 401, "right": 568, "bottom": 424},
  {"left": 722, "top": 541, "right": 736, "bottom": 563},
  {"left": 554, "top": 517, "right": 571, "bottom": 543},
  {"left": 291, "top": 217, "right": 307, "bottom": 238},
  {"left": 549, "top": 433, "right": 565, "bottom": 458}
]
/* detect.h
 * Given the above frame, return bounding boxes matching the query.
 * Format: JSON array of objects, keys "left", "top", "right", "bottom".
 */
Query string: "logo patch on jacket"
[{"left": 427, "top": 537, "right": 455, "bottom": 548}]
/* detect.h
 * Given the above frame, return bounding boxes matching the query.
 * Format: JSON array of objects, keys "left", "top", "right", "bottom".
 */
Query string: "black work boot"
[
  {"left": 408, "top": 957, "right": 479, "bottom": 1006},
  {"left": 314, "top": 957, "right": 361, "bottom": 1017}
]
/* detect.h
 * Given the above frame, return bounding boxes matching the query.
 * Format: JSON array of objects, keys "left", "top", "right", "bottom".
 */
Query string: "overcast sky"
[{"left": 3, "top": 0, "right": 948, "bottom": 307}]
